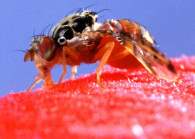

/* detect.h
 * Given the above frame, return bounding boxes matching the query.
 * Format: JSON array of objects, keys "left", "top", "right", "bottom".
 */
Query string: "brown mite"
[{"left": 24, "top": 19, "right": 177, "bottom": 90}]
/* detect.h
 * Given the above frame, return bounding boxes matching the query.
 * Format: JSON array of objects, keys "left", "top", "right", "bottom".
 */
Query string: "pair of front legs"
[
  {"left": 27, "top": 66, "right": 53, "bottom": 91},
  {"left": 27, "top": 65, "right": 78, "bottom": 91}
]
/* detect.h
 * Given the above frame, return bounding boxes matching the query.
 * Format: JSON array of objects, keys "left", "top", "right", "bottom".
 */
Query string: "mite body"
[{"left": 24, "top": 10, "right": 177, "bottom": 90}]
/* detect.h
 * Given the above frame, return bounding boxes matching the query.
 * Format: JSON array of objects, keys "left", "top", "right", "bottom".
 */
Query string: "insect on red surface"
[{"left": 24, "top": 10, "right": 177, "bottom": 90}]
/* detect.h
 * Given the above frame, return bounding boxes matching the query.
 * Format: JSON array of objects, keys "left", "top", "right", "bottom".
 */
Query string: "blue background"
[{"left": 0, "top": 0, "right": 194, "bottom": 95}]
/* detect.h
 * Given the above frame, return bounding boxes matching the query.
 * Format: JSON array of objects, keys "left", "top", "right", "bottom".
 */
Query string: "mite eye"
[
  {"left": 56, "top": 26, "right": 74, "bottom": 45},
  {"left": 72, "top": 18, "right": 87, "bottom": 33},
  {"left": 60, "top": 26, "right": 74, "bottom": 40},
  {"left": 57, "top": 36, "right": 66, "bottom": 45}
]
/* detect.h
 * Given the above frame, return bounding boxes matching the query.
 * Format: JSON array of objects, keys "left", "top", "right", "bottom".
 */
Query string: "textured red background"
[{"left": 0, "top": 56, "right": 195, "bottom": 139}]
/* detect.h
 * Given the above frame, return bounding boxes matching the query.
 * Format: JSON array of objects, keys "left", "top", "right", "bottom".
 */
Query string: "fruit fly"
[{"left": 24, "top": 10, "right": 177, "bottom": 90}]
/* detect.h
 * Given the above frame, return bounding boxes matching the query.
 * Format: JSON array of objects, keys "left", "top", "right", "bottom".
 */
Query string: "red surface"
[{"left": 0, "top": 56, "right": 195, "bottom": 139}]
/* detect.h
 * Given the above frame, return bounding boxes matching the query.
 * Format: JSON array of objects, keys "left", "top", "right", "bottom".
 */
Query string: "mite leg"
[
  {"left": 41, "top": 67, "right": 53, "bottom": 87},
  {"left": 124, "top": 42, "right": 156, "bottom": 75},
  {"left": 27, "top": 67, "right": 53, "bottom": 91},
  {"left": 96, "top": 41, "right": 115, "bottom": 84},
  {"left": 58, "top": 63, "right": 67, "bottom": 83},
  {"left": 58, "top": 48, "right": 67, "bottom": 83},
  {"left": 62, "top": 47, "right": 79, "bottom": 80},
  {"left": 27, "top": 74, "right": 42, "bottom": 91},
  {"left": 71, "top": 66, "right": 77, "bottom": 79}
]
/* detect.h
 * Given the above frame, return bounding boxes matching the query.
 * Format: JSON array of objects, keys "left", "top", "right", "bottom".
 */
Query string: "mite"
[{"left": 24, "top": 10, "right": 177, "bottom": 90}]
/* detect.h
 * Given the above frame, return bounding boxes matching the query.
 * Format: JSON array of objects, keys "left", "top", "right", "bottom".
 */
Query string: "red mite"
[{"left": 24, "top": 10, "right": 177, "bottom": 90}]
